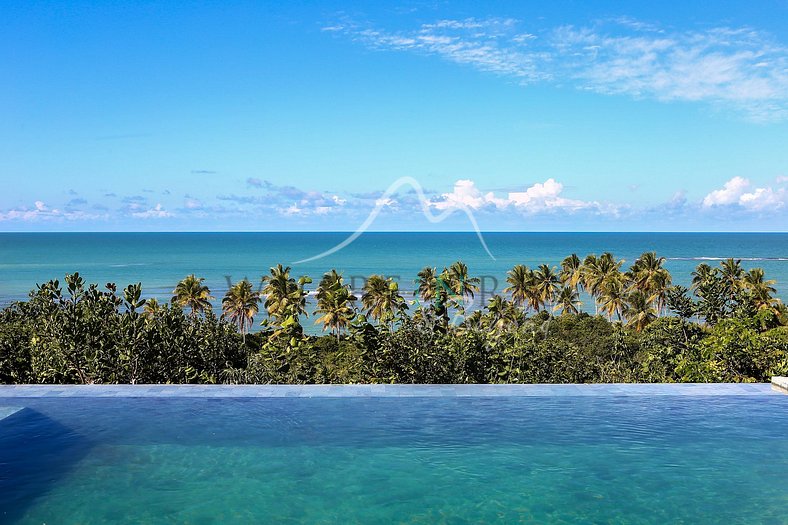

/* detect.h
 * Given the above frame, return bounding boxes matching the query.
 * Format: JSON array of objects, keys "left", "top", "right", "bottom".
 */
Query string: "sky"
[{"left": 1, "top": 0, "right": 787, "bottom": 232}]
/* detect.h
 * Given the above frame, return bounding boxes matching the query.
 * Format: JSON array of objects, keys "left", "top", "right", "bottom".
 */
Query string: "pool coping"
[{"left": 0, "top": 383, "right": 785, "bottom": 397}]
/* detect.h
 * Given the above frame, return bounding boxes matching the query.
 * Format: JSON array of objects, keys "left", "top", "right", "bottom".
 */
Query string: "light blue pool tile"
[
  {"left": 0, "top": 383, "right": 784, "bottom": 398},
  {"left": 0, "top": 406, "right": 22, "bottom": 421}
]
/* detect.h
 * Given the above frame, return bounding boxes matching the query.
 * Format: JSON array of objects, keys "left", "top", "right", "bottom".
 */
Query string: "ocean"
[{"left": 1, "top": 232, "right": 786, "bottom": 316}]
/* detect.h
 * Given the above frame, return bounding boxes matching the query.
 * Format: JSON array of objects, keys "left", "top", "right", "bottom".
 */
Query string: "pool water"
[{"left": 1, "top": 387, "right": 787, "bottom": 524}]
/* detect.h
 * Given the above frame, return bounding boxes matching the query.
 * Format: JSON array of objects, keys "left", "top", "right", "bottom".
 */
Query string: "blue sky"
[{"left": 1, "top": 0, "right": 787, "bottom": 231}]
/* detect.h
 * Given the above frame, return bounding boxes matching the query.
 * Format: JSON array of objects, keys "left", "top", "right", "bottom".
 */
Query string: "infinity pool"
[{"left": 1, "top": 385, "right": 786, "bottom": 524}]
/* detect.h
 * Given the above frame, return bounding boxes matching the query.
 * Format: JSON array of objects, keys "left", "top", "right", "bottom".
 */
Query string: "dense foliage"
[{"left": 1, "top": 253, "right": 787, "bottom": 384}]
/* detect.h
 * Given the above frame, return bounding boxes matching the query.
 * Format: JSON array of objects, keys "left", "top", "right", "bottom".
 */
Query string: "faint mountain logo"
[{"left": 294, "top": 176, "right": 496, "bottom": 264}]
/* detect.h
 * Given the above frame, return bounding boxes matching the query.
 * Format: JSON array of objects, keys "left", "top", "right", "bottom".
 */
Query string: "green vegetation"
[{"left": 1, "top": 253, "right": 787, "bottom": 384}]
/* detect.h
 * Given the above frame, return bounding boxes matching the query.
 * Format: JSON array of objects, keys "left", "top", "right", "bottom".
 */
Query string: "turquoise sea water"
[
  {"left": 1, "top": 391, "right": 787, "bottom": 524},
  {"left": 1, "top": 233, "right": 786, "bottom": 304}
]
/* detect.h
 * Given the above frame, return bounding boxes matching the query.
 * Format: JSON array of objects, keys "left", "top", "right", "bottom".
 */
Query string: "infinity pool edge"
[{"left": 0, "top": 383, "right": 784, "bottom": 397}]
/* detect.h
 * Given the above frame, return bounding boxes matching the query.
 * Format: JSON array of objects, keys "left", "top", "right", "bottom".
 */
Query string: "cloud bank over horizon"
[{"left": 2, "top": 175, "right": 786, "bottom": 231}]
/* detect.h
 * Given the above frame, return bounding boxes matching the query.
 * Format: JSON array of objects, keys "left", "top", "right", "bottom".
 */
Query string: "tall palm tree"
[
  {"left": 316, "top": 269, "right": 344, "bottom": 303},
  {"left": 554, "top": 286, "right": 582, "bottom": 316},
  {"left": 599, "top": 275, "right": 626, "bottom": 321},
  {"left": 415, "top": 266, "right": 439, "bottom": 303},
  {"left": 691, "top": 263, "right": 716, "bottom": 291},
  {"left": 741, "top": 268, "right": 779, "bottom": 310},
  {"left": 261, "top": 264, "right": 310, "bottom": 323},
  {"left": 560, "top": 254, "right": 584, "bottom": 292},
  {"left": 623, "top": 290, "right": 657, "bottom": 331},
  {"left": 362, "top": 275, "right": 407, "bottom": 327},
  {"left": 221, "top": 279, "right": 260, "bottom": 342},
  {"left": 582, "top": 253, "right": 623, "bottom": 315},
  {"left": 315, "top": 277, "right": 357, "bottom": 342},
  {"left": 445, "top": 261, "right": 481, "bottom": 307},
  {"left": 648, "top": 270, "right": 673, "bottom": 316},
  {"left": 413, "top": 265, "right": 452, "bottom": 323},
  {"left": 581, "top": 254, "right": 603, "bottom": 314},
  {"left": 485, "top": 294, "right": 520, "bottom": 330},
  {"left": 172, "top": 275, "right": 213, "bottom": 316},
  {"left": 719, "top": 258, "right": 744, "bottom": 298},
  {"left": 504, "top": 264, "right": 533, "bottom": 312},
  {"left": 532, "top": 264, "right": 560, "bottom": 312},
  {"left": 628, "top": 252, "right": 670, "bottom": 293}
]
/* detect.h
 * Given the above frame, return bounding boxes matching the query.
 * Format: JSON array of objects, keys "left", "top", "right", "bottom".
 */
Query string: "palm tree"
[
  {"left": 485, "top": 294, "right": 520, "bottom": 330},
  {"left": 504, "top": 264, "right": 533, "bottom": 312},
  {"left": 362, "top": 275, "right": 407, "bottom": 327},
  {"left": 560, "top": 254, "right": 584, "bottom": 292},
  {"left": 720, "top": 258, "right": 744, "bottom": 298},
  {"left": 582, "top": 253, "right": 623, "bottom": 315},
  {"left": 172, "top": 275, "right": 213, "bottom": 316},
  {"left": 623, "top": 290, "right": 657, "bottom": 331},
  {"left": 599, "top": 275, "right": 626, "bottom": 321},
  {"left": 741, "top": 268, "right": 779, "bottom": 311},
  {"left": 554, "top": 286, "right": 581, "bottom": 316},
  {"left": 316, "top": 269, "right": 344, "bottom": 302},
  {"left": 598, "top": 252, "right": 624, "bottom": 283},
  {"left": 581, "top": 254, "right": 603, "bottom": 314},
  {"left": 628, "top": 252, "right": 671, "bottom": 298},
  {"left": 445, "top": 261, "right": 480, "bottom": 312},
  {"left": 413, "top": 265, "right": 452, "bottom": 324},
  {"left": 143, "top": 297, "right": 162, "bottom": 318},
  {"left": 648, "top": 270, "right": 673, "bottom": 316},
  {"left": 626, "top": 252, "right": 673, "bottom": 315},
  {"left": 314, "top": 280, "right": 357, "bottom": 342},
  {"left": 691, "top": 263, "right": 716, "bottom": 290},
  {"left": 221, "top": 279, "right": 260, "bottom": 342},
  {"left": 415, "top": 266, "right": 439, "bottom": 303},
  {"left": 532, "top": 264, "right": 560, "bottom": 312},
  {"left": 261, "top": 264, "right": 310, "bottom": 323}
]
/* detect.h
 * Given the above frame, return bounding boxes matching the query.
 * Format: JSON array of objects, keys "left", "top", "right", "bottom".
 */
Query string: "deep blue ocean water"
[
  {"left": 1, "top": 232, "right": 786, "bottom": 313},
  {"left": 1, "top": 232, "right": 786, "bottom": 297},
  {"left": 1, "top": 392, "right": 786, "bottom": 524}
]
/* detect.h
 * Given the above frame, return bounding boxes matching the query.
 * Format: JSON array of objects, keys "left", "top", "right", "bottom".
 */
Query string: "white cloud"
[
  {"left": 506, "top": 178, "right": 592, "bottom": 211},
  {"left": 375, "top": 197, "right": 397, "bottom": 208},
  {"left": 0, "top": 201, "right": 105, "bottom": 222},
  {"left": 184, "top": 197, "right": 203, "bottom": 209},
  {"left": 702, "top": 176, "right": 751, "bottom": 206},
  {"left": 328, "top": 17, "right": 788, "bottom": 121},
  {"left": 703, "top": 176, "right": 785, "bottom": 210},
  {"left": 332, "top": 18, "right": 548, "bottom": 82},
  {"left": 776, "top": 175, "right": 788, "bottom": 184},
  {"left": 430, "top": 179, "right": 491, "bottom": 210},
  {"left": 281, "top": 204, "right": 303, "bottom": 216},
  {"left": 429, "top": 178, "right": 605, "bottom": 214},
  {"left": 275, "top": 192, "right": 348, "bottom": 217},
  {"left": 738, "top": 187, "right": 785, "bottom": 210},
  {"left": 555, "top": 26, "right": 788, "bottom": 120},
  {"left": 131, "top": 203, "right": 172, "bottom": 219}
]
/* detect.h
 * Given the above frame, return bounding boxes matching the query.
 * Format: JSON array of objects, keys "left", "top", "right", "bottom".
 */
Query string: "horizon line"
[{"left": 1, "top": 230, "right": 788, "bottom": 234}]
